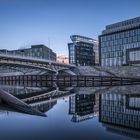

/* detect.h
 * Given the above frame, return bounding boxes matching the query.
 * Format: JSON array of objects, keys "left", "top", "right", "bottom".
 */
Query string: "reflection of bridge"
[
  {"left": 0, "top": 54, "right": 75, "bottom": 75},
  {"left": 22, "top": 88, "right": 75, "bottom": 104},
  {"left": 31, "top": 100, "right": 57, "bottom": 113},
  {"left": 17, "top": 88, "right": 75, "bottom": 113},
  {"left": 0, "top": 86, "right": 74, "bottom": 116}
]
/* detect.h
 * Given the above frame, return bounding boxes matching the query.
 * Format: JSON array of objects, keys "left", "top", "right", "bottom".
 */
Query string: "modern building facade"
[
  {"left": 99, "top": 16, "right": 140, "bottom": 66},
  {"left": 68, "top": 35, "right": 98, "bottom": 66},
  {"left": 0, "top": 44, "right": 56, "bottom": 61}
]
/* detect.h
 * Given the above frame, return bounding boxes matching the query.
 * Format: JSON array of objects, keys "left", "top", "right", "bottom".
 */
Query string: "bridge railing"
[{"left": 0, "top": 75, "right": 140, "bottom": 87}]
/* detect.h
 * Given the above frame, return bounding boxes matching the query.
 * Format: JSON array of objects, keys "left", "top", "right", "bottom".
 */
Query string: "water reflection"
[
  {"left": 0, "top": 105, "right": 23, "bottom": 116},
  {"left": 0, "top": 84, "right": 140, "bottom": 140},
  {"left": 0, "top": 85, "right": 75, "bottom": 115},
  {"left": 99, "top": 87, "right": 140, "bottom": 139},
  {"left": 31, "top": 100, "right": 57, "bottom": 113},
  {"left": 0, "top": 85, "right": 49, "bottom": 96},
  {"left": 69, "top": 93, "right": 99, "bottom": 122}
]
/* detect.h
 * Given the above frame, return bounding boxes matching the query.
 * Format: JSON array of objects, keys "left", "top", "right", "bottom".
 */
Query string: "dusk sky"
[{"left": 0, "top": 0, "right": 140, "bottom": 56}]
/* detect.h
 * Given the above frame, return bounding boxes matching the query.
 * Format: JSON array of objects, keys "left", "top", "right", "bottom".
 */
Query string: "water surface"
[{"left": 0, "top": 85, "right": 139, "bottom": 140}]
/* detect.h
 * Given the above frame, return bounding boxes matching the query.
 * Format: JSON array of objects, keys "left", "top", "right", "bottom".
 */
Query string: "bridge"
[{"left": 0, "top": 54, "right": 76, "bottom": 75}]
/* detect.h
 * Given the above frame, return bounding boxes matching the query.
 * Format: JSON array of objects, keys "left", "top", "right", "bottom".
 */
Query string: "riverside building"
[
  {"left": 99, "top": 16, "right": 140, "bottom": 66},
  {"left": 68, "top": 35, "right": 98, "bottom": 66},
  {"left": 0, "top": 44, "right": 56, "bottom": 61}
]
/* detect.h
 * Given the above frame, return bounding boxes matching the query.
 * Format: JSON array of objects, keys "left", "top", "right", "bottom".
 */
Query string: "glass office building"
[
  {"left": 99, "top": 16, "right": 140, "bottom": 66},
  {"left": 68, "top": 35, "right": 98, "bottom": 66},
  {"left": 0, "top": 44, "right": 56, "bottom": 61}
]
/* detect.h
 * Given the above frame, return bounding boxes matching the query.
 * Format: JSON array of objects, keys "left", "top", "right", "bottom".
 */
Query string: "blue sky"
[{"left": 0, "top": 0, "right": 140, "bottom": 56}]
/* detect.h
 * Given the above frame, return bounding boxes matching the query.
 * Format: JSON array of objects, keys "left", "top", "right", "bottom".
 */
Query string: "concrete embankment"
[
  {"left": 100, "top": 66, "right": 140, "bottom": 78},
  {"left": 76, "top": 66, "right": 140, "bottom": 78},
  {"left": 0, "top": 89, "right": 46, "bottom": 117},
  {"left": 76, "top": 66, "right": 117, "bottom": 76}
]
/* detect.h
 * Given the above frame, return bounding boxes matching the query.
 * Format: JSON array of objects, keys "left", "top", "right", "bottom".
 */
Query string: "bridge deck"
[
  {"left": 0, "top": 75, "right": 140, "bottom": 87},
  {"left": 0, "top": 54, "right": 75, "bottom": 68}
]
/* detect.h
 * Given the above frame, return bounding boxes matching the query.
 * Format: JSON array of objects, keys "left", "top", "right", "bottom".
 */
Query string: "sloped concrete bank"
[{"left": 76, "top": 66, "right": 140, "bottom": 78}]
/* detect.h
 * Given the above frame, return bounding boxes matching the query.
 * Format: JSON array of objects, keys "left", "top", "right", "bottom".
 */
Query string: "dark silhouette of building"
[{"left": 0, "top": 44, "right": 56, "bottom": 61}]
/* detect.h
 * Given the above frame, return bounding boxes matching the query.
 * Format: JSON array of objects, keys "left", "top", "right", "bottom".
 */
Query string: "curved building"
[{"left": 68, "top": 35, "right": 98, "bottom": 66}]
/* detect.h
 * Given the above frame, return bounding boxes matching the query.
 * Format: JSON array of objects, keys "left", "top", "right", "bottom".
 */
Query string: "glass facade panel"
[
  {"left": 129, "top": 50, "right": 140, "bottom": 61},
  {"left": 99, "top": 17, "right": 140, "bottom": 66}
]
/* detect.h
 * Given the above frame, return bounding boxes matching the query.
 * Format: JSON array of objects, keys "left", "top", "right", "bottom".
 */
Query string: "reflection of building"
[
  {"left": 99, "top": 16, "right": 140, "bottom": 66},
  {"left": 68, "top": 35, "right": 98, "bottom": 66},
  {"left": 57, "top": 55, "right": 69, "bottom": 64},
  {"left": 0, "top": 44, "right": 56, "bottom": 61},
  {"left": 99, "top": 93, "right": 140, "bottom": 138},
  {"left": 69, "top": 93, "right": 99, "bottom": 122},
  {"left": 102, "top": 123, "right": 140, "bottom": 139}
]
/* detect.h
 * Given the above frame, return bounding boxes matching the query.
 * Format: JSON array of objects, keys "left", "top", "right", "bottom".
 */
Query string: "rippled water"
[{"left": 0, "top": 85, "right": 140, "bottom": 140}]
